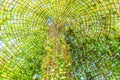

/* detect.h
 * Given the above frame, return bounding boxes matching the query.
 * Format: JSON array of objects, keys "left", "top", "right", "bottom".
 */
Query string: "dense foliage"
[{"left": 0, "top": 0, "right": 120, "bottom": 80}]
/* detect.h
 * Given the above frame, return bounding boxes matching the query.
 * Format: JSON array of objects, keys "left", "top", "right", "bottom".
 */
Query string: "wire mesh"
[{"left": 0, "top": 0, "right": 120, "bottom": 80}]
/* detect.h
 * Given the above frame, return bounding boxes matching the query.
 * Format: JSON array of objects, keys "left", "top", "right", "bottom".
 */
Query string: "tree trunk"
[{"left": 41, "top": 26, "right": 71, "bottom": 80}]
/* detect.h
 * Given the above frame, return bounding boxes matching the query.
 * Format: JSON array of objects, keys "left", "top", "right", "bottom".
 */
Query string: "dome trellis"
[{"left": 0, "top": 0, "right": 120, "bottom": 80}]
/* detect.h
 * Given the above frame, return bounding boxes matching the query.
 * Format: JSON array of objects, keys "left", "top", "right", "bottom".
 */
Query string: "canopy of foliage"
[{"left": 0, "top": 0, "right": 120, "bottom": 80}]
